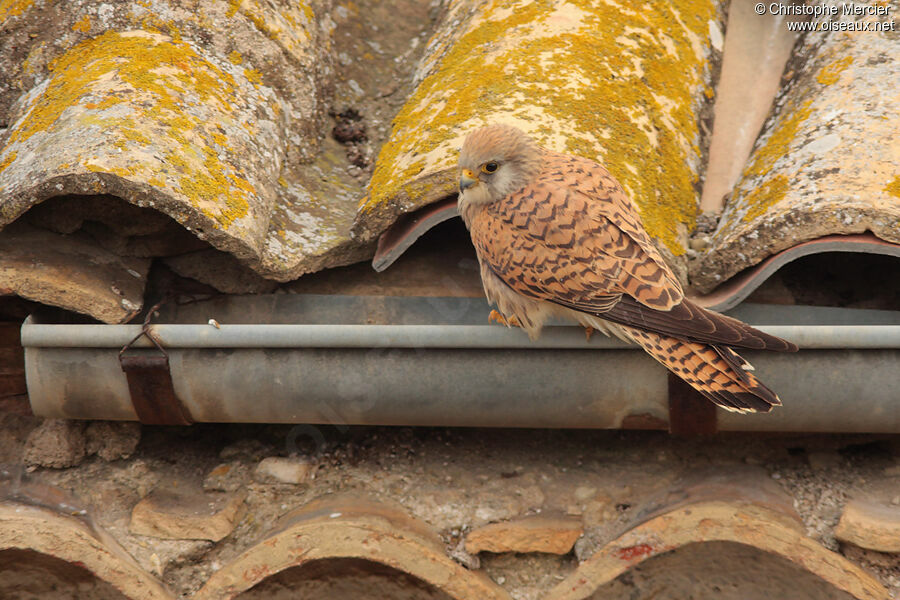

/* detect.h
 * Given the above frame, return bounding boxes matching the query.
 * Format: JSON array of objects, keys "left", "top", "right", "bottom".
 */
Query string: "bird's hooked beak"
[{"left": 459, "top": 168, "right": 477, "bottom": 192}]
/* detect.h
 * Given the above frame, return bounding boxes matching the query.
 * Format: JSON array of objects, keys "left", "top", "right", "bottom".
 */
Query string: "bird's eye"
[{"left": 482, "top": 161, "right": 499, "bottom": 174}]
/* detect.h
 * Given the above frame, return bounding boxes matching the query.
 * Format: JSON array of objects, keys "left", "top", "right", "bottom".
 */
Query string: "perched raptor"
[{"left": 457, "top": 124, "right": 797, "bottom": 413}]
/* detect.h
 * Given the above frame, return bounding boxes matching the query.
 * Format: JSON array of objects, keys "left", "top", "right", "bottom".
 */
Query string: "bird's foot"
[
  {"left": 584, "top": 326, "right": 595, "bottom": 341},
  {"left": 489, "top": 310, "right": 521, "bottom": 328}
]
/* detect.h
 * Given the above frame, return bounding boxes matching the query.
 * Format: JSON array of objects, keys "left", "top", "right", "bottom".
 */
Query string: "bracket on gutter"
[
  {"left": 667, "top": 373, "right": 717, "bottom": 435},
  {"left": 118, "top": 305, "right": 193, "bottom": 426}
]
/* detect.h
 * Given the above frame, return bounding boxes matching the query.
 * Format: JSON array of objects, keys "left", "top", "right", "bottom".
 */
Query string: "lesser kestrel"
[{"left": 457, "top": 124, "right": 797, "bottom": 413}]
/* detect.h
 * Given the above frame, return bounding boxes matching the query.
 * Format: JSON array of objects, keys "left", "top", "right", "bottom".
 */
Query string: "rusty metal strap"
[
  {"left": 118, "top": 302, "right": 193, "bottom": 426},
  {"left": 120, "top": 354, "right": 193, "bottom": 425},
  {"left": 667, "top": 372, "right": 717, "bottom": 436}
]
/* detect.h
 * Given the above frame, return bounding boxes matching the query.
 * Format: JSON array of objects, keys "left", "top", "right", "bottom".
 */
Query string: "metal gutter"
[
  {"left": 21, "top": 323, "right": 900, "bottom": 350},
  {"left": 21, "top": 296, "right": 900, "bottom": 433}
]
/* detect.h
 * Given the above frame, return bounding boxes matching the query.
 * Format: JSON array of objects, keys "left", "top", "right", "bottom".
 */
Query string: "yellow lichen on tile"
[
  {"left": 0, "top": 0, "right": 32, "bottom": 22},
  {"left": 85, "top": 162, "right": 140, "bottom": 177},
  {"left": 0, "top": 151, "right": 16, "bottom": 175},
  {"left": 300, "top": 2, "right": 314, "bottom": 24},
  {"left": 244, "top": 67, "right": 262, "bottom": 85},
  {"left": 740, "top": 174, "right": 790, "bottom": 223},
  {"left": 741, "top": 99, "right": 813, "bottom": 182},
  {"left": 719, "top": 98, "right": 816, "bottom": 227},
  {"left": 365, "top": 0, "right": 720, "bottom": 255},
  {"left": 227, "top": 0, "right": 314, "bottom": 60},
  {"left": 0, "top": 0, "right": 338, "bottom": 279},
  {"left": 5, "top": 30, "right": 259, "bottom": 229},
  {"left": 21, "top": 42, "right": 45, "bottom": 75},
  {"left": 885, "top": 175, "right": 900, "bottom": 198},
  {"left": 71, "top": 14, "right": 91, "bottom": 32},
  {"left": 10, "top": 31, "right": 215, "bottom": 142},
  {"left": 816, "top": 55, "right": 853, "bottom": 85},
  {"left": 136, "top": 13, "right": 183, "bottom": 41},
  {"left": 179, "top": 145, "right": 254, "bottom": 226}
]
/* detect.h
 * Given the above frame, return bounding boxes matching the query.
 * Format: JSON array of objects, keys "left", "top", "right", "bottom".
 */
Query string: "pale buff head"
[{"left": 457, "top": 124, "right": 542, "bottom": 207}]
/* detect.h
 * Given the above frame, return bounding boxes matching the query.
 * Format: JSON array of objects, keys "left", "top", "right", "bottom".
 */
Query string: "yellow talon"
[
  {"left": 584, "top": 326, "right": 595, "bottom": 341},
  {"left": 489, "top": 310, "right": 521, "bottom": 328}
]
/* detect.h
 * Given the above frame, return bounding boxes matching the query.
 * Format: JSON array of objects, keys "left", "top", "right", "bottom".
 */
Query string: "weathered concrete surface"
[
  {"left": 547, "top": 469, "right": 889, "bottom": 600},
  {"left": 0, "top": 222, "right": 149, "bottom": 323},
  {"left": 692, "top": 10, "right": 900, "bottom": 293},
  {"left": 194, "top": 493, "right": 511, "bottom": 600},
  {"left": 0, "top": 501, "right": 173, "bottom": 600},
  {"left": 356, "top": 0, "right": 727, "bottom": 282}
]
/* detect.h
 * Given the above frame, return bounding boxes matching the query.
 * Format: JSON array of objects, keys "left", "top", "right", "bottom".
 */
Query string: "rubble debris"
[
  {"left": 85, "top": 421, "right": 141, "bottom": 462},
  {"left": 836, "top": 498, "right": 900, "bottom": 553},
  {"left": 253, "top": 456, "right": 316, "bottom": 485},
  {"left": 130, "top": 488, "right": 246, "bottom": 542},
  {"left": 202, "top": 462, "right": 250, "bottom": 493},
  {"left": 23, "top": 419, "right": 87, "bottom": 469},
  {"left": 465, "top": 515, "right": 583, "bottom": 555}
]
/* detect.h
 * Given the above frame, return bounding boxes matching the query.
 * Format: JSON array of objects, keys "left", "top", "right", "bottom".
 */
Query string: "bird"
[{"left": 456, "top": 123, "right": 798, "bottom": 413}]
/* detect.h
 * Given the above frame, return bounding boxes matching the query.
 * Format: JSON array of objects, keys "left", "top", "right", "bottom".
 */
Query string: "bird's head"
[{"left": 457, "top": 124, "right": 542, "bottom": 207}]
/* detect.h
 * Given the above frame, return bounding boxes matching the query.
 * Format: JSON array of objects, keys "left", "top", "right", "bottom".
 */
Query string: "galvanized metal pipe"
[
  {"left": 20, "top": 297, "right": 900, "bottom": 432},
  {"left": 21, "top": 323, "right": 900, "bottom": 350}
]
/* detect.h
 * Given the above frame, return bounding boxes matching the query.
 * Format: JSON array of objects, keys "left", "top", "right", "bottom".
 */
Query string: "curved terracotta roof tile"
[
  {"left": 692, "top": 12, "right": 900, "bottom": 293},
  {"left": 0, "top": 475, "right": 892, "bottom": 599},
  {"left": 546, "top": 469, "right": 889, "bottom": 600},
  {"left": 194, "top": 493, "right": 511, "bottom": 600},
  {"left": 355, "top": 0, "right": 727, "bottom": 282},
  {"left": 1, "top": 2, "right": 898, "bottom": 317},
  {"left": 0, "top": 1, "right": 369, "bottom": 319},
  {"left": 0, "top": 500, "right": 173, "bottom": 600}
]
